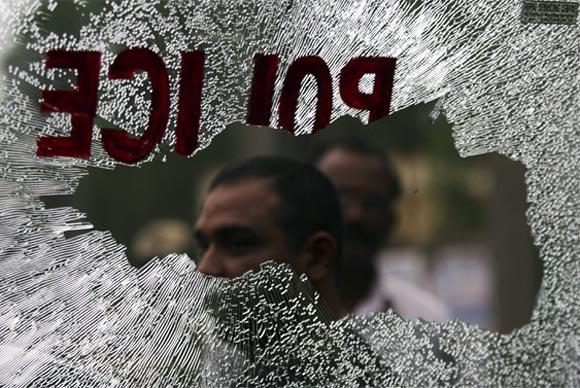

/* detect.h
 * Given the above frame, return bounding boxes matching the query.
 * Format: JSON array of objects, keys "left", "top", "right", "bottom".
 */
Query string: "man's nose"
[
  {"left": 196, "top": 247, "right": 225, "bottom": 277},
  {"left": 343, "top": 199, "right": 364, "bottom": 222}
]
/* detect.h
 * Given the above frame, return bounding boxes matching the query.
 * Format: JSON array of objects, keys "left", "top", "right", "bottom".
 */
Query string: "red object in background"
[
  {"left": 278, "top": 55, "right": 332, "bottom": 134},
  {"left": 340, "top": 57, "right": 396, "bottom": 122},
  {"left": 37, "top": 50, "right": 101, "bottom": 159},
  {"left": 101, "top": 48, "right": 170, "bottom": 164},
  {"left": 175, "top": 51, "right": 205, "bottom": 157}
]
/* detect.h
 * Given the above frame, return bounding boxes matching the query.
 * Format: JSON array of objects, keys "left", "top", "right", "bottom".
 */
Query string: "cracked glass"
[{"left": 0, "top": 1, "right": 578, "bottom": 386}]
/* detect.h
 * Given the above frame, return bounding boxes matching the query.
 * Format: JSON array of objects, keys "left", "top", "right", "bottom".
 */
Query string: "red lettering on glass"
[
  {"left": 175, "top": 51, "right": 205, "bottom": 157},
  {"left": 101, "top": 48, "right": 170, "bottom": 164},
  {"left": 36, "top": 50, "right": 396, "bottom": 161},
  {"left": 278, "top": 55, "right": 332, "bottom": 134},
  {"left": 339, "top": 57, "right": 396, "bottom": 123},
  {"left": 247, "top": 53, "right": 279, "bottom": 127},
  {"left": 37, "top": 50, "right": 101, "bottom": 159}
]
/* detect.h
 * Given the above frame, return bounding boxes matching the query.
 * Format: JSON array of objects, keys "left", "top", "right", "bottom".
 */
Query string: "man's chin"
[{"left": 344, "top": 242, "right": 380, "bottom": 261}]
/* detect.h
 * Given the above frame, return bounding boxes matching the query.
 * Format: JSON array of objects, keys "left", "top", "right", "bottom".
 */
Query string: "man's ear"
[{"left": 299, "top": 231, "right": 337, "bottom": 282}]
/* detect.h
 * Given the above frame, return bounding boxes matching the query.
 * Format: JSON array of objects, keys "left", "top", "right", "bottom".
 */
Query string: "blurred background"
[{"left": 43, "top": 101, "right": 543, "bottom": 334}]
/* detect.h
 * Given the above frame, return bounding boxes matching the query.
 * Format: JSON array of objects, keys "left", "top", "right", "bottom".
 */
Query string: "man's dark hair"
[
  {"left": 209, "top": 156, "right": 343, "bottom": 258},
  {"left": 310, "top": 137, "right": 401, "bottom": 204}
]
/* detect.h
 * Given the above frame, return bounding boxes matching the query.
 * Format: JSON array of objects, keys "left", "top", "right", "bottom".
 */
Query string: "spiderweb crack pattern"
[{"left": 0, "top": 0, "right": 578, "bottom": 386}]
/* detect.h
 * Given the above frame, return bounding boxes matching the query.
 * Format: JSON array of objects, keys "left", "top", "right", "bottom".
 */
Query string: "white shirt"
[{"left": 353, "top": 274, "right": 450, "bottom": 322}]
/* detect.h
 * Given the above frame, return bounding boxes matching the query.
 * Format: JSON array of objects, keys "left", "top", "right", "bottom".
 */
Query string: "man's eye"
[
  {"left": 193, "top": 237, "right": 208, "bottom": 261},
  {"left": 226, "top": 239, "right": 257, "bottom": 252}
]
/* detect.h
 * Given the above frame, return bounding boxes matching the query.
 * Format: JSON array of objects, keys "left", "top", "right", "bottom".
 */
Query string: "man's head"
[
  {"left": 194, "top": 156, "right": 344, "bottom": 313},
  {"left": 313, "top": 138, "right": 401, "bottom": 266}
]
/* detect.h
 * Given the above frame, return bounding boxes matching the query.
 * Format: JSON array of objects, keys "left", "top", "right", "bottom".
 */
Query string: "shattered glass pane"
[{"left": 0, "top": 0, "right": 578, "bottom": 386}]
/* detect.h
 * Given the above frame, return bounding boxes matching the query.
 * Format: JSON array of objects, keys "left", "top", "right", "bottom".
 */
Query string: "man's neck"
[
  {"left": 314, "top": 277, "right": 349, "bottom": 320},
  {"left": 340, "top": 266, "right": 376, "bottom": 312}
]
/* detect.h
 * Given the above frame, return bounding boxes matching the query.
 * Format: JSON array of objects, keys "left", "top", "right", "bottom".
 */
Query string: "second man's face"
[{"left": 316, "top": 148, "right": 394, "bottom": 262}]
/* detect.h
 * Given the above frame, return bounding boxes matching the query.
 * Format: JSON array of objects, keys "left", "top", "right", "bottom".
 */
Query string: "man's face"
[
  {"left": 316, "top": 148, "right": 394, "bottom": 264},
  {"left": 194, "top": 178, "right": 295, "bottom": 278}
]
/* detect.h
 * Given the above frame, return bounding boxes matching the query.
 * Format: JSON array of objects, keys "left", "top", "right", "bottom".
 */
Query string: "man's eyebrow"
[{"left": 214, "top": 224, "right": 259, "bottom": 239}]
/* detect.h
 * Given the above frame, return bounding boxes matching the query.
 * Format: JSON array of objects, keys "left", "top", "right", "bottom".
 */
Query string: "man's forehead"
[
  {"left": 199, "top": 178, "right": 280, "bottom": 225},
  {"left": 317, "top": 148, "right": 390, "bottom": 186}
]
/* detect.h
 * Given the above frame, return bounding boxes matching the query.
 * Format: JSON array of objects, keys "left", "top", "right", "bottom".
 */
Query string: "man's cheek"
[
  {"left": 368, "top": 218, "right": 389, "bottom": 234},
  {"left": 227, "top": 257, "right": 265, "bottom": 278}
]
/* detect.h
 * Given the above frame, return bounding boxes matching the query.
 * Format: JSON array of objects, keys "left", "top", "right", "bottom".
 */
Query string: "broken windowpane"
[{"left": 0, "top": 1, "right": 577, "bottom": 386}]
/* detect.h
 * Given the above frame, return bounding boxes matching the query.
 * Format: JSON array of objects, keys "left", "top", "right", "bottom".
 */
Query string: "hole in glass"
[{"left": 42, "top": 101, "right": 543, "bottom": 334}]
